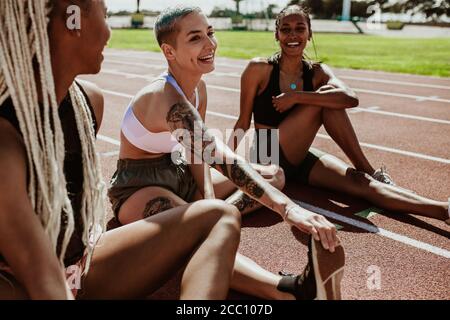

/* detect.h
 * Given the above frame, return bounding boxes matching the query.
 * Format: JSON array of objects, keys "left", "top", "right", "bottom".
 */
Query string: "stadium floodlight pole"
[
  {"left": 342, "top": 0, "right": 352, "bottom": 21},
  {"left": 233, "top": 0, "right": 243, "bottom": 15}
]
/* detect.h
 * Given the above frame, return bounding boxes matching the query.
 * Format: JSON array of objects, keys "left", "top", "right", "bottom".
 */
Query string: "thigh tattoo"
[{"left": 143, "top": 197, "right": 174, "bottom": 218}]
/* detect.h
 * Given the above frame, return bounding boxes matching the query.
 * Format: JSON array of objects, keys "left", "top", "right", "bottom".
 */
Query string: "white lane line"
[
  {"left": 208, "top": 84, "right": 240, "bottom": 93},
  {"left": 336, "top": 67, "right": 450, "bottom": 82},
  {"left": 101, "top": 89, "right": 450, "bottom": 164},
  {"left": 98, "top": 134, "right": 121, "bottom": 146},
  {"left": 99, "top": 150, "right": 120, "bottom": 157},
  {"left": 355, "top": 107, "right": 450, "bottom": 125},
  {"left": 354, "top": 88, "right": 450, "bottom": 104},
  {"left": 105, "top": 59, "right": 166, "bottom": 70},
  {"left": 295, "top": 200, "right": 450, "bottom": 259},
  {"left": 339, "top": 75, "right": 450, "bottom": 90},
  {"left": 104, "top": 53, "right": 247, "bottom": 70},
  {"left": 315, "top": 134, "right": 450, "bottom": 164},
  {"left": 101, "top": 65, "right": 450, "bottom": 105},
  {"left": 101, "top": 89, "right": 133, "bottom": 99}
]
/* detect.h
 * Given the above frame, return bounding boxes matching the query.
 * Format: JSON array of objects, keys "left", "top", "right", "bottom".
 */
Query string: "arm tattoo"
[
  {"left": 143, "top": 197, "right": 173, "bottom": 218},
  {"left": 227, "top": 190, "right": 258, "bottom": 213},
  {"left": 230, "top": 163, "right": 264, "bottom": 198},
  {"left": 219, "top": 161, "right": 265, "bottom": 199},
  {"left": 166, "top": 102, "right": 216, "bottom": 159},
  {"left": 166, "top": 102, "right": 266, "bottom": 201}
]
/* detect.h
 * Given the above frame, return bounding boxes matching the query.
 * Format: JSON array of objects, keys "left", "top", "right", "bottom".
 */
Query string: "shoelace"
[{"left": 375, "top": 165, "right": 395, "bottom": 185}]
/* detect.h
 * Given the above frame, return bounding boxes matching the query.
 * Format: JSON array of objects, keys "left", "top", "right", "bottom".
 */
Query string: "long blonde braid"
[{"left": 0, "top": 0, "right": 105, "bottom": 272}]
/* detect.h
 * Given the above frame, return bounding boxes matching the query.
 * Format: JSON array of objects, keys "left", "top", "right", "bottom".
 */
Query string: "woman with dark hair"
[{"left": 230, "top": 4, "right": 449, "bottom": 224}]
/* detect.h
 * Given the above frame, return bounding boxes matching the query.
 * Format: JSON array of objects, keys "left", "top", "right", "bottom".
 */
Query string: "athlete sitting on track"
[
  {"left": 230, "top": 4, "right": 450, "bottom": 225},
  {"left": 0, "top": 0, "right": 243, "bottom": 300}
]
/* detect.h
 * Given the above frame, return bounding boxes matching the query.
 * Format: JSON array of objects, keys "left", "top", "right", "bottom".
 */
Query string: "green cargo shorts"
[{"left": 108, "top": 153, "right": 198, "bottom": 219}]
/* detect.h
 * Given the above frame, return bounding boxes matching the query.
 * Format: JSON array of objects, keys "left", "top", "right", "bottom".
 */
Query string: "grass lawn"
[{"left": 108, "top": 29, "right": 450, "bottom": 77}]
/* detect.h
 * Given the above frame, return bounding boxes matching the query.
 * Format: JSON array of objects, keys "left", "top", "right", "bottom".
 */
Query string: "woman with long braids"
[
  {"left": 231, "top": 4, "right": 449, "bottom": 225},
  {"left": 0, "top": 0, "right": 242, "bottom": 300}
]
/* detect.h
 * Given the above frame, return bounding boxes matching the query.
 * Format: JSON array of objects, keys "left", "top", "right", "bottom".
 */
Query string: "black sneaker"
[{"left": 277, "top": 237, "right": 345, "bottom": 300}]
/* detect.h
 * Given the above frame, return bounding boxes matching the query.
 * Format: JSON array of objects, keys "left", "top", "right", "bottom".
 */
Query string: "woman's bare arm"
[
  {"left": 272, "top": 64, "right": 359, "bottom": 112},
  {"left": 228, "top": 60, "right": 266, "bottom": 151},
  {"left": 0, "top": 120, "right": 71, "bottom": 299},
  {"left": 165, "top": 100, "right": 339, "bottom": 251}
]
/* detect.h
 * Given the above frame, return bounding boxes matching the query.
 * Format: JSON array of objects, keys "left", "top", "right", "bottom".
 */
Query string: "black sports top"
[
  {"left": 252, "top": 59, "right": 315, "bottom": 127},
  {"left": 0, "top": 83, "right": 98, "bottom": 266}
]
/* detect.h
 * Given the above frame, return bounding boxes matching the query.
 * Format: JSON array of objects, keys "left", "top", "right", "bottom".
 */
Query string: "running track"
[{"left": 80, "top": 48, "right": 450, "bottom": 300}]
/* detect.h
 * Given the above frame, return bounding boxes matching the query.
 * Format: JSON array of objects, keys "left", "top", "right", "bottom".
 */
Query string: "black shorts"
[{"left": 250, "top": 129, "right": 326, "bottom": 184}]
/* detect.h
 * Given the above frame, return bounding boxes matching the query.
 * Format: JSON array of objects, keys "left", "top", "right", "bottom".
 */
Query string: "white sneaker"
[{"left": 372, "top": 166, "right": 395, "bottom": 185}]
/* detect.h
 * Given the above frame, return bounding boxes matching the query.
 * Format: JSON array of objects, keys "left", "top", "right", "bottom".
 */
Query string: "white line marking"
[
  {"left": 336, "top": 67, "right": 450, "bottom": 82},
  {"left": 315, "top": 134, "right": 450, "bottom": 164},
  {"left": 101, "top": 89, "right": 450, "bottom": 164},
  {"left": 295, "top": 200, "right": 450, "bottom": 259},
  {"left": 101, "top": 89, "right": 133, "bottom": 99},
  {"left": 98, "top": 134, "right": 121, "bottom": 146},
  {"left": 104, "top": 52, "right": 248, "bottom": 70},
  {"left": 354, "top": 88, "right": 450, "bottom": 104},
  {"left": 208, "top": 84, "right": 240, "bottom": 93},
  {"left": 102, "top": 68, "right": 156, "bottom": 80},
  {"left": 339, "top": 75, "right": 450, "bottom": 90},
  {"left": 100, "top": 150, "right": 120, "bottom": 157},
  {"left": 105, "top": 59, "right": 166, "bottom": 70},
  {"left": 356, "top": 107, "right": 450, "bottom": 125}
]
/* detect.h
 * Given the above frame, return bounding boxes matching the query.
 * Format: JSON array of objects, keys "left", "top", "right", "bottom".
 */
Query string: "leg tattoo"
[{"left": 143, "top": 197, "right": 174, "bottom": 218}]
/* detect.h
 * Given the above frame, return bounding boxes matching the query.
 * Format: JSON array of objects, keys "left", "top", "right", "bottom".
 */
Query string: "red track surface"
[{"left": 81, "top": 49, "right": 450, "bottom": 300}]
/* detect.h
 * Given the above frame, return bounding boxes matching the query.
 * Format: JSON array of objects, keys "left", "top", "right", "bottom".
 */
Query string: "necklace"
[{"left": 280, "top": 70, "right": 302, "bottom": 91}]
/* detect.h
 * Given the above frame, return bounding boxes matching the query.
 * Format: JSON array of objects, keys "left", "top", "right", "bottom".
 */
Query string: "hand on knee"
[{"left": 271, "top": 165, "right": 286, "bottom": 190}]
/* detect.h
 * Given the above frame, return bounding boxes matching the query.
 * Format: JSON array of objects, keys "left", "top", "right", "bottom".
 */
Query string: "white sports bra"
[{"left": 121, "top": 72, "right": 199, "bottom": 154}]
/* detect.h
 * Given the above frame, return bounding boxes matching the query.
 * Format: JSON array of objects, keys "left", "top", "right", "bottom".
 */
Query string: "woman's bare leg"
[
  {"left": 118, "top": 180, "right": 293, "bottom": 299},
  {"left": 308, "top": 154, "right": 448, "bottom": 221},
  {"left": 278, "top": 105, "right": 323, "bottom": 165},
  {"left": 207, "top": 166, "right": 293, "bottom": 299},
  {"left": 322, "top": 108, "right": 374, "bottom": 174},
  {"left": 81, "top": 199, "right": 241, "bottom": 299},
  {"left": 232, "top": 253, "right": 293, "bottom": 300},
  {"left": 277, "top": 104, "right": 375, "bottom": 175}
]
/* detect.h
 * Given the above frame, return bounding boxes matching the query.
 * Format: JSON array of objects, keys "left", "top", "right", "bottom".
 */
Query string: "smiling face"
[
  {"left": 276, "top": 12, "right": 311, "bottom": 58},
  {"left": 162, "top": 11, "right": 218, "bottom": 75},
  {"left": 48, "top": 0, "right": 111, "bottom": 75}
]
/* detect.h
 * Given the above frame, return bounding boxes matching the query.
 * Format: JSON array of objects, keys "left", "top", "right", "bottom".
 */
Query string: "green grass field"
[{"left": 108, "top": 29, "right": 450, "bottom": 77}]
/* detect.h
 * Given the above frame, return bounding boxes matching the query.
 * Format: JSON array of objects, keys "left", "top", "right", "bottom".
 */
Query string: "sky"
[{"left": 105, "top": 0, "right": 292, "bottom": 15}]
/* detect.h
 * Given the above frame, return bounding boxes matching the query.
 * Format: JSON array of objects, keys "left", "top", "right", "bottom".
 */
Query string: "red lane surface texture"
[{"left": 82, "top": 49, "right": 450, "bottom": 300}]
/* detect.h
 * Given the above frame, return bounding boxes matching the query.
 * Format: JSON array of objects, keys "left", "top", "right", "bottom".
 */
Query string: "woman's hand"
[
  {"left": 272, "top": 92, "right": 298, "bottom": 113},
  {"left": 283, "top": 205, "right": 339, "bottom": 252}
]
